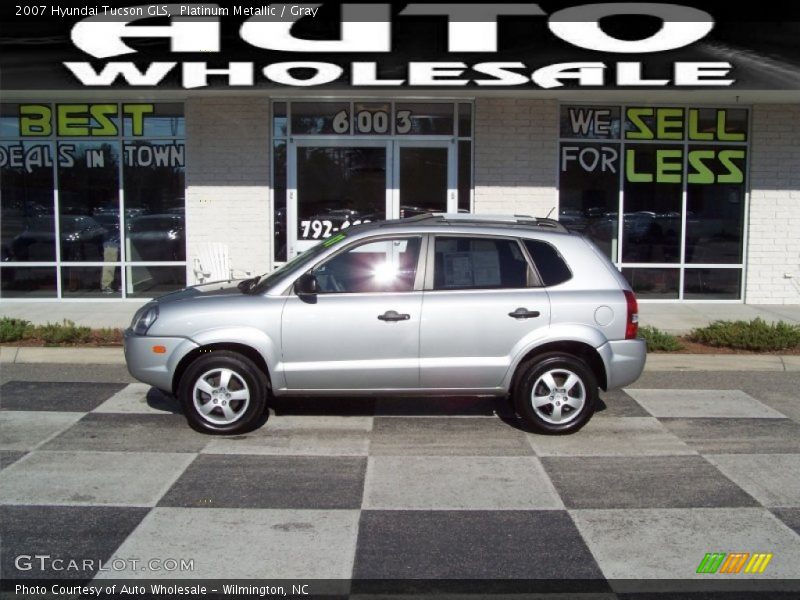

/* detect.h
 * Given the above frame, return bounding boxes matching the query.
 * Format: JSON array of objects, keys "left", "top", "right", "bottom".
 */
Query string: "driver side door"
[{"left": 280, "top": 235, "right": 426, "bottom": 391}]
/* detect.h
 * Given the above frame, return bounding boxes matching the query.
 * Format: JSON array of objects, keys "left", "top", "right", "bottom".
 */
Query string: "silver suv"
[{"left": 124, "top": 214, "right": 646, "bottom": 435}]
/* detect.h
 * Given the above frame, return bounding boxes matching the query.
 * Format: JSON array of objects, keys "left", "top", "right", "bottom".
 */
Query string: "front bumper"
[
  {"left": 597, "top": 338, "right": 647, "bottom": 390},
  {"left": 123, "top": 329, "right": 199, "bottom": 392}
]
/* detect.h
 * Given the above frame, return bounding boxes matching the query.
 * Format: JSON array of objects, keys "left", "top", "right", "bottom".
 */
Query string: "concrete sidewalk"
[
  {"left": 1, "top": 345, "right": 798, "bottom": 372},
  {"left": 2, "top": 300, "right": 800, "bottom": 333}
]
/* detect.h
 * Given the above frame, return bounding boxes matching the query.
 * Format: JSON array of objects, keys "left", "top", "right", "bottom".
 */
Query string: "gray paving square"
[
  {"left": 0, "top": 451, "right": 195, "bottom": 506},
  {"left": 95, "top": 507, "right": 359, "bottom": 579},
  {"left": 370, "top": 417, "right": 532, "bottom": 456},
  {"left": 627, "top": 389, "right": 787, "bottom": 419},
  {"left": 0, "top": 450, "right": 26, "bottom": 470},
  {"left": 705, "top": 454, "right": 800, "bottom": 507},
  {"left": 158, "top": 454, "right": 366, "bottom": 509},
  {"left": 92, "top": 383, "right": 181, "bottom": 415},
  {"left": 527, "top": 417, "right": 695, "bottom": 457},
  {"left": 571, "top": 508, "right": 800, "bottom": 579},
  {"left": 0, "top": 381, "right": 125, "bottom": 411},
  {"left": 1, "top": 505, "right": 149, "bottom": 579},
  {"left": 354, "top": 510, "right": 604, "bottom": 580},
  {"left": 0, "top": 411, "right": 84, "bottom": 451},
  {"left": 363, "top": 456, "right": 563, "bottom": 510},
  {"left": 661, "top": 418, "right": 800, "bottom": 454},
  {"left": 772, "top": 508, "right": 800, "bottom": 535},
  {"left": 202, "top": 416, "right": 371, "bottom": 456},
  {"left": 542, "top": 456, "right": 759, "bottom": 509},
  {"left": 40, "top": 413, "right": 210, "bottom": 453},
  {"left": 595, "top": 389, "right": 650, "bottom": 418}
]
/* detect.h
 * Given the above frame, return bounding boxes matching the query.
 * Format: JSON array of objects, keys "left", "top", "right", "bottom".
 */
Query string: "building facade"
[{"left": 2, "top": 93, "right": 798, "bottom": 305}]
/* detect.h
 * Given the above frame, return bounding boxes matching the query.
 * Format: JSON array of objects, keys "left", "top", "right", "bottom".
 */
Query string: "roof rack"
[{"left": 392, "top": 212, "right": 570, "bottom": 233}]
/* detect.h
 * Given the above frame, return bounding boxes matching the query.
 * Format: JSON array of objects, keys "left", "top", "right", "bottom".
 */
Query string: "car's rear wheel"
[
  {"left": 513, "top": 353, "right": 597, "bottom": 435},
  {"left": 178, "top": 350, "right": 268, "bottom": 434}
]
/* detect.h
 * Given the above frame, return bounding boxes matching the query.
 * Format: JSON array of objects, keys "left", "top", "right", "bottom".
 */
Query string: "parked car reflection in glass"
[
  {"left": 126, "top": 213, "right": 185, "bottom": 261},
  {"left": 11, "top": 215, "right": 108, "bottom": 262}
]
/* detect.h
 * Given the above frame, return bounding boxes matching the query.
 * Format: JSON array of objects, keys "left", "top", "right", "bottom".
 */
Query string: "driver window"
[{"left": 313, "top": 237, "right": 421, "bottom": 294}]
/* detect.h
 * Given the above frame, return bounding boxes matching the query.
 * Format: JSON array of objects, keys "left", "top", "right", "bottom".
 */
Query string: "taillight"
[{"left": 624, "top": 289, "right": 639, "bottom": 340}]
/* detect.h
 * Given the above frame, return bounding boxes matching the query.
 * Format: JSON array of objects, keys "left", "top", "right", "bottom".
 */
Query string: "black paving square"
[
  {"left": 0, "top": 450, "right": 27, "bottom": 470},
  {"left": 542, "top": 456, "right": 760, "bottom": 509},
  {"left": 660, "top": 418, "right": 800, "bottom": 454},
  {"left": 353, "top": 510, "right": 604, "bottom": 580},
  {"left": 158, "top": 454, "right": 366, "bottom": 509},
  {"left": 370, "top": 417, "right": 532, "bottom": 456},
  {"left": 39, "top": 413, "right": 209, "bottom": 453},
  {"left": 772, "top": 508, "right": 800, "bottom": 535},
  {"left": 0, "top": 381, "right": 124, "bottom": 412},
  {"left": 596, "top": 389, "right": 650, "bottom": 418},
  {"left": 0, "top": 505, "right": 149, "bottom": 580}
]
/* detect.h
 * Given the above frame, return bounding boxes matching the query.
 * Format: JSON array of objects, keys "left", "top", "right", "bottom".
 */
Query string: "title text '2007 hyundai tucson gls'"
[{"left": 124, "top": 214, "right": 646, "bottom": 435}]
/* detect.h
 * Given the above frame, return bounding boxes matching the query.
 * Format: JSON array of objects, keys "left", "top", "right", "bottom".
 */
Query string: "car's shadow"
[{"left": 145, "top": 388, "right": 615, "bottom": 434}]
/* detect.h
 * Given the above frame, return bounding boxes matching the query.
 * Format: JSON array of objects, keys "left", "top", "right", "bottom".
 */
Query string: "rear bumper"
[
  {"left": 597, "top": 338, "right": 647, "bottom": 390},
  {"left": 123, "top": 329, "right": 199, "bottom": 392}
]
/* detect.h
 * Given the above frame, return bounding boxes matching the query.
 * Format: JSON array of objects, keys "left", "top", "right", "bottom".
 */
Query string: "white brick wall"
[
  {"left": 745, "top": 104, "right": 800, "bottom": 304},
  {"left": 185, "top": 97, "right": 271, "bottom": 283},
  {"left": 473, "top": 98, "right": 558, "bottom": 217}
]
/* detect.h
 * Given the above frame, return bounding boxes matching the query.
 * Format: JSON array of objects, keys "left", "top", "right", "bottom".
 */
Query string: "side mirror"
[{"left": 294, "top": 273, "right": 318, "bottom": 296}]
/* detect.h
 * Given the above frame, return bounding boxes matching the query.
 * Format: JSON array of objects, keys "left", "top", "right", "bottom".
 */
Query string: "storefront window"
[
  {"left": 0, "top": 102, "right": 186, "bottom": 300},
  {"left": 559, "top": 104, "right": 749, "bottom": 301}
]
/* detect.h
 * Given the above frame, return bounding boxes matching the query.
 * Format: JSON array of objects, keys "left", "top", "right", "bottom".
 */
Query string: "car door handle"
[
  {"left": 508, "top": 308, "right": 541, "bottom": 319},
  {"left": 378, "top": 310, "right": 411, "bottom": 322}
]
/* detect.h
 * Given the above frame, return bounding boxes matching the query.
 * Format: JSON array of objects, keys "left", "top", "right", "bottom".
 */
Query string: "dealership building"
[{"left": 1, "top": 9, "right": 799, "bottom": 307}]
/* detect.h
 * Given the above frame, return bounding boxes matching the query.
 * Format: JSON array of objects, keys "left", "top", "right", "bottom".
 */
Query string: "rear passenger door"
[{"left": 419, "top": 235, "right": 551, "bottom": 390}]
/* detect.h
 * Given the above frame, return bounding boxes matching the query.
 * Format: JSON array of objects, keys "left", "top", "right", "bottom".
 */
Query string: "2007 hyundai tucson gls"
[{"left": 124, "top": 214, "right": 646, "bottom": 435}]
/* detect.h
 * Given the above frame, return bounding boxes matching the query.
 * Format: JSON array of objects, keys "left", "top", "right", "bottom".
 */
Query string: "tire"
[
  {"left": 513, "top": 352, "right": 598, "bottom": 435},
  {"left": 178, "top": 350, "right": 268, "bottom": 434}
]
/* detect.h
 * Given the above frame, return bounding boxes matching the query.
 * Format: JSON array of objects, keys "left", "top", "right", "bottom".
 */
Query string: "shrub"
[
  {"left": 35, "top": 320, "right": 92, "bottom": 345},
  {"left": 93, "top": 328, "right": 124, "bottom": 345},
  {"left": 689, "top": 318, "right": 800, "bottom": 352},
  {"left": 0, "top": 317, "right": 32, "bottom": 343},
  {"left": 638, "top": 325, "right": 683, "bottom": 352}
]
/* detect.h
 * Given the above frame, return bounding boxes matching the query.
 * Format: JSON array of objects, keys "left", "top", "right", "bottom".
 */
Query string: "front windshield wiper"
[{"left": 237, "top": 275, "right": 262, "bottom": 294}]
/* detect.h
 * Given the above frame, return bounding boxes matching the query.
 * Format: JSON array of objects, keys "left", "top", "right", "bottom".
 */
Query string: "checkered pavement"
[{"left": 2, "top": 380, "right": 800, "bottom": 590}]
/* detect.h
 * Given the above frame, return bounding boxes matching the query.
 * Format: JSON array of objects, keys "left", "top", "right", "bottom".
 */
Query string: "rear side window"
[
  {"left": 524, "top": 239, "right": 572, "bottom": 287},
  {"left": 433, "top": 236, "right": 531, "bottom": 290}
]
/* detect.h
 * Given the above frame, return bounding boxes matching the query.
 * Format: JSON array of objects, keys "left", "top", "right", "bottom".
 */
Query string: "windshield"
[{"left": 249, "top": 234, "right": 347, "bottom": 294}]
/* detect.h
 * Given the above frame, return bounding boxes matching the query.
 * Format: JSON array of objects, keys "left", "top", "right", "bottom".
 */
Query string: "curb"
[{"left": 2, "top": 346, "right": 799, "bottom": 372}]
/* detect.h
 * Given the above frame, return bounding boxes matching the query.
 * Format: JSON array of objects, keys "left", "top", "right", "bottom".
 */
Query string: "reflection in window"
[
  {"left": 559, "top": 142, "right": 620, "bottom": 259},
  {"left": 57, "top": 141, "right": 119, "bottom": 262},
  {"left": 296, "top": 146, "right": 386, "bottom": 241},
  {"left": 0, "top": 267, "right": 57, "bottom": 298},
  {"left": 61, "top": 266, "right": 121, "bottom": 298},
  {"left": 314, "top": 237, "right": 421, "bottom": 294},
  {"left": 684, "top": 269, "right": 742, "bottom": 300},
  {"left": 291, "top": 102, "right": 349, "bottom": 135},
  {"left": 123, "top": 140, "right": 186, "bottom": 263},
  {"left": 524, "top": 240, "right": 572, "bottom": 287},
  {"left": 273, "top": 140, "right": 287, "bottom": 262},
  {"left": 622, "top": 268, "right": 679, "bottom": 299},
  {"left": 1, "top": 141, "right": 55, "bottom": 262},
  {"left": 622, "top": 145, "right": 682, "bottom": 264},
  {"left": 399, "top": 147, "right": 447, "bottom": 215},
  {"left": 395, "top": 103, "right": 454, "bottom": 135},
  {"left": 126, "top": 266, "right": 186, "bottom": 298},
  {"left": 685, "top": 146, "right": 746, "bottom": 264}
]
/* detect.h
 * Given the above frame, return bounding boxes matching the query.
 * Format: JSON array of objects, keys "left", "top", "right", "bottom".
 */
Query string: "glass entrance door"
[
  {"left": 288, "top": 139, "right": 390, "bottom": 257},
  {"left": 287, "top": 139, "right": 456, "bottom": 258}
]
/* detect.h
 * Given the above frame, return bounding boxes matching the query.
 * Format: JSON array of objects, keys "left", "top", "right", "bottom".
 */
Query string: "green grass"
[
  {"left": 689, "top": 318, "right": 800, "bottom": 352},
  {"left": 638, "top": 325, "right": 684, "bottom": 352}
]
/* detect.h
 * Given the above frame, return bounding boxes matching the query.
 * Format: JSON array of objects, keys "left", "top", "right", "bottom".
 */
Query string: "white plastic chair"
[{"left": 193, "top": 243, "right": 251, "bottom": 284}]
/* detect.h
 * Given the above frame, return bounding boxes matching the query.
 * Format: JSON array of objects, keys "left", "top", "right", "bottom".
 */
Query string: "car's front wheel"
[
  {"left": 513, "top": 353, "right": 598, "bottom": 435},
  {"left": 178, "top": 350, "right": 268, "bottom": 434}
]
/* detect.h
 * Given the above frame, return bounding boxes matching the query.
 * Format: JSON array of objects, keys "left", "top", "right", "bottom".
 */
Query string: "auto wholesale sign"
[{"left": 1, "top": 2, "right": 800, "bottom": 90}]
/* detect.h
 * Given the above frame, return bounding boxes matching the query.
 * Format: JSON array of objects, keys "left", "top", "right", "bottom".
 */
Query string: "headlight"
[{"left": 132, "top": 305, "right": 159, "bottom": 335}]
